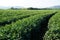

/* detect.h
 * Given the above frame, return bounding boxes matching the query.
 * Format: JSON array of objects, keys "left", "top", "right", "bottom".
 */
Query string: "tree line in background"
[{"left": 10, "top": 7, "right": 52, "bottom": 10}]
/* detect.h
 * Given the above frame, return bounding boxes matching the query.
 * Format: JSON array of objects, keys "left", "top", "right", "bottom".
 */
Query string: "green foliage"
[
  {"left": 44, "top": 11, "right": 60, "bottom": 40},
  {"left": 0, "top": 10, "right": 54, "bottom": 23},
  {"left": 0, "top": 10, "right": 56, "bottom": 40}
]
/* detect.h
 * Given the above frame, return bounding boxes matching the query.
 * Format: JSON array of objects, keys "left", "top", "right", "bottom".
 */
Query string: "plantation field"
[{"left": 0, "top": 10, "right": 59, "bottom": 40}]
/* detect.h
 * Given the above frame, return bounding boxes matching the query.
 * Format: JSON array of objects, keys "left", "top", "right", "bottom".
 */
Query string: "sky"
[{"left": 0, "top": 0, "right": 60, "bottom": 8}]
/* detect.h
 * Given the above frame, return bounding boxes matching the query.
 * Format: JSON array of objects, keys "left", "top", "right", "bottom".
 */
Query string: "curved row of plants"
[
  {"left": 0, "top": 10, "right": 39, "bottom": 23},
  {"left": 44, "top": 11, "right": 60, "bottom": 40},
  {"left": 0, "top": 10, "right": 49, "bottom": 26},
  {"left": 0, "top": 10, "right": 54, "bottom": 22}
]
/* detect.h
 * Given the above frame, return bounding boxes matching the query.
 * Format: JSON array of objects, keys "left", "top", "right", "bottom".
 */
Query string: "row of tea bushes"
[{"left": 44, "top": 11, "right": 60, "bottom": 40}]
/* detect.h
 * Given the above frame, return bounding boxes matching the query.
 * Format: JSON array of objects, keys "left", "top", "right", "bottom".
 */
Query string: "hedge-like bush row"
[{"left": 44, "top": 11, "right": 60, "bottom": 40}]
